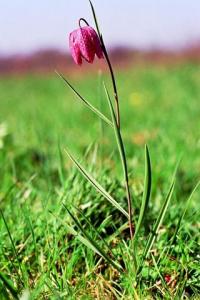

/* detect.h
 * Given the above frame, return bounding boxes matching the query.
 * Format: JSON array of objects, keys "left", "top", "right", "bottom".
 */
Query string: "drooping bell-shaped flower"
[{"left": 69, "top": 24, "right": 104, "bottom": 65}]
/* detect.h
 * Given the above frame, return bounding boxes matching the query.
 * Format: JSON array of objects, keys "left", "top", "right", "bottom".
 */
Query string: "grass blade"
[
  {"left": 0, "top": 272, "right": 19, "bottom": 299},
  {"left": 151, "top": 254, "right": 170, "bottom": 296},
  {"left": 63, "top": 204, "right": 123, "bottom": 272},
  {"left": 73, "top": 205, "right": 117, "bottom": 259},
  {"left": 104, "top": 83, "right": 134, "bottom": 238},
  {"left": 57, "top": 137, "right": 65, "bottom": 186},
  {"left": 164, "top": 180, "right": 200, "bottom": 259},
  {"left": 137, "top": 179, "right": 175, "bottom": 274},
  {"left": 65, "top": 148, "right": 129, "bottom": 218},
  {"left": 176, "top": 180, "right": 200, "bottom": 231},
  {"left": 103, "top": 82, "right": 127, "bottom": 180},
  {"left": 56, "top": 71, "right": 113, "bottom": 127},
  {"left": 0, "top": 209, "right": 24, "bottom": 284},
  {"left": 134, "top": 144, "right": 152, "bottom": 240}
]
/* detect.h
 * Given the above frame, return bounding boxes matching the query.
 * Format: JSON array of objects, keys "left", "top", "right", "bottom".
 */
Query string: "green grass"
[{"left": 0, "top": 63, "right": 200, "bottom": 299}]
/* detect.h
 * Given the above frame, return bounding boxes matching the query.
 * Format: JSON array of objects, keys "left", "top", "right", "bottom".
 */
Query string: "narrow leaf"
[
  {"left": 74, "top": 205, "right": 117, "bottom": 259},
  {"left": 176, "top": 180, "right": 200, "bottom": 230},
  {"left": 151, "top": 254, "right": 170, "bottom": 295},
  {"left": 57, "top": 138, "right": 65, "bottom": 186},
  {"left": 0, "top": 209, "right": 24, "bottom": 283},
  {"left": 137, "top": 180, "right": 175, "bottom": 274},
  {"left": 165, "top": 180, "right": 200, "bottom": 258},
  {"left": 63, "top": 205, "right": 123, "bottom": 272},
  {"left": 103, "top": 84, "right": 128, "bottom": 183},
  {"left": 56, "top": 71, "right": 113, "bottom": 127},
  {"left": 50, "top": 211, "right": 106, "bottom": 266},
  {"left": 0, "top": 272, "right": 19, "bottom": 299},
  {"left": 104, "top": 84, "right": 134, "bottom": 239},
  {"left": 134, "top": 144, "right": 152, "bottom": 239},
  {"left": 65, "top": 148, "right": 129, "bottom": 218}
]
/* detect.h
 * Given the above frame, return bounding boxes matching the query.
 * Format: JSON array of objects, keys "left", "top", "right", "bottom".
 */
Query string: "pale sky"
[{"left": 0, "top": 0, "right": 200, "bottom": 56}]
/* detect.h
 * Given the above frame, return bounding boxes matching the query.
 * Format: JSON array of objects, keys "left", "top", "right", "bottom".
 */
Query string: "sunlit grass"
[{"left": 0, "top": 63, "right": 200, "bottom": 299}]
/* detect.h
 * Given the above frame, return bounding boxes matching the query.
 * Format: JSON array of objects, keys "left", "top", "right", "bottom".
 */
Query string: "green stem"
[
  {"left": 100, "top": 35, "right": 121, "bottom": 129},
  {"left": 89, "top": 0, "right": 133, "bottom": 239},
  {"left": 89, "top": 0, "right": 120, "bottom": 129},
  {"left": 104, "top": 85, "right": 134, "bottom": 240}
]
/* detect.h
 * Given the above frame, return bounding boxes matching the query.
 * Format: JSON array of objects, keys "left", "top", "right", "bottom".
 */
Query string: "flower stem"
[
  {"left": 79, "top": 18, "right": 90, "bottom": 27},
  {"left": 88, "top": 0, "right": 120, "bottom": 128},
  {"left": 102, "top": 37, "right": 134, "bottom": 239},
  {"left": 101, "top": 38, "right": 134, "bottom": 239},
  {"left": 100, "top": 36, "right": 120, "bottom": 129},
  {"left": 89, "top": 0, "right": 133, "bottom": 239}
]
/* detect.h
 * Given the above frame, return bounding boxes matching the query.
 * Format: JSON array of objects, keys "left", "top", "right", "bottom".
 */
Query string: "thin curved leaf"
[
  {"left": 103, "top": 83, "right": 128, "bottom": 180},
  {"left": 134, "top": 144, "right": 152, "bottom": 239},
  {"left": 65, "top": 149, "right": 129, "bottom": 218},
  {"left": 56, "top": 71, "right": 113, "bottom": 127},
  {"left": 0, "top": 272, "right": 19, "bottom": 299},
  {"left": 63, "top": 205, "right": 123, "bottom": 272},
  {"left": 137, "top": 179, "right": 175, "bottom": 275}
]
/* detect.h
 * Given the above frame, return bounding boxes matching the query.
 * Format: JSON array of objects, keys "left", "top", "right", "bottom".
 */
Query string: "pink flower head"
[{"left": 69, "top": 24, "right": 104, "bottom": 66}]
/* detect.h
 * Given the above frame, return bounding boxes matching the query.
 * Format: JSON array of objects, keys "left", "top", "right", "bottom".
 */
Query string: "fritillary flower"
[{"left": 69, "top": 21, "right": 104, "bottom": 65}]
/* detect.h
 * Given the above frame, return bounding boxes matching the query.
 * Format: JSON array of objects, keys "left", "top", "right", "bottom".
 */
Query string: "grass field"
[{"left": 0, "top": 63, "right": 200, "bottom": 299}]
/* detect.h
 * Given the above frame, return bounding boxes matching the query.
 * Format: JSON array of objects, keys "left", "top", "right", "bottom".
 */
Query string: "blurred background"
[
  {"left": 1, "top": 0, "right": 200, "bottom": 74},
  {"left": 1, "top": 0, "right": 200, "bottom": 184}
]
